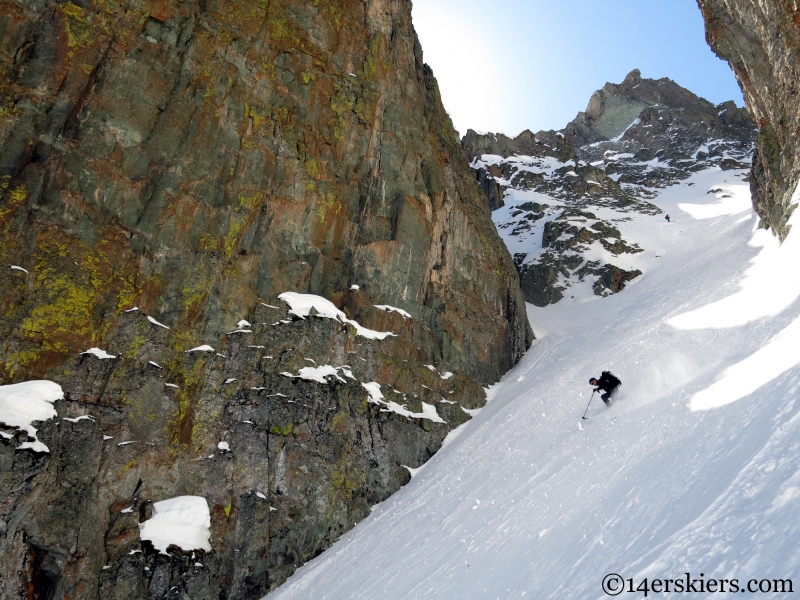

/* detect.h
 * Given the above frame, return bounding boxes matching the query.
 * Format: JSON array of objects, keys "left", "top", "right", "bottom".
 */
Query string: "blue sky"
[{"left": 412, "top": 0, "right": 745, "bottom": 137}]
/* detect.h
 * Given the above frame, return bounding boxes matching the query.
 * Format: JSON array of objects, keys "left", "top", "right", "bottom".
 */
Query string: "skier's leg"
[{"left": 601, "top": 392, "right": 611, "bottom": 407}]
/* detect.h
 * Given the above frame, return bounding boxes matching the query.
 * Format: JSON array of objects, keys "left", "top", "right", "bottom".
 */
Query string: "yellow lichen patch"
[
  {"left": 58, "top": 2, "right": 92, "bottom": 56},
  {"left": 120, "top": 458, "right": 138, "bottom": 474},
  {"left": 312, "top": 0, "right": 344, "bottom": 34},
  {"left": 269, "top": 423, "right": 295, "bottom": 436},
  {"left": 329, "top": 450, "right": 365, "bottom": 504},
  {"left": 197, "top": 233, "right": 220, "bottom": 252},
  {"left": 331, "top": 412, "right": 349, "bottom": 433},
  {"left": 8, "top": 233, "right": 138, "bottom": 376},
  {"left": 316, "top": 191, "right": 344, "bottom": 223},
  {"left": 0, "top": 98, "right": 21, "bottom": 121},
  {"left": 305, "top": 158, "right": 320, "bottom": 179},
  {"left": 222, "top": 193, "right": 262, "bottom": 259},
  {"left": 0, "top": 183, "right": 27, "bottom": 264},
  {"left": 238, "top": 193, "right": 261, "bottom": 211},
  {"left": 244, "top": 103, "right": 266, "bottom": 130},
  {"left": 265, "top": 4, "right": 295, "bottom": 46},
  {"left": 362, "top": 34, "right": 382, "bottom": 82},
  {"left": 180, "top": 253, "right": 217, "bottom": 316},
  {"left": 330, "top": 86, "right": 356, "bottom": 140},
  {"left": 2, "top": 183, "right": 27, "bottom": 219},
  {"left": 23, "top": 248, "right": 101, "bottom": 344},
  {"left": 169, "top": 354, "right": 205, "bottom": 448},
  {"left": 3, "top": 349, "right": 40, "bottom": 379}
]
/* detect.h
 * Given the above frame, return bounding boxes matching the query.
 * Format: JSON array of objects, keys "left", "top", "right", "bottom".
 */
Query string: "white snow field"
[{"left": 267, "top": 167, "right": 800, "bottom": 599}]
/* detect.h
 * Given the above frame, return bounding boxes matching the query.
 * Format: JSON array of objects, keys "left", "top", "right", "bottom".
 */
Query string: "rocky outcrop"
[
  {"left": 475, "top": 165, "right": 505, "bottom": 211},
  {"left": 462, "top": 129, "right": 575, "bottom": 164},
  {"left": 0, "top": 0, "right": 532, "bottom": 597},
  {"left": 467, "top": 72, "right": 755, "bottom": 307},
  {"left": 697, "top": 0, "right": 800, "bottom": 240}
]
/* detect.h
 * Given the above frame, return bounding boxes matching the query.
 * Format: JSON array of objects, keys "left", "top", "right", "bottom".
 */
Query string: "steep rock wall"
[
  {"left": 0, "top": 0, "right": 531, "bottom": 385},
  {"left": 0, "top": 0, "right": 532, "bottom": 597},
  {"left": 697, "top": 0, "right": 800, "bottom": 239}
]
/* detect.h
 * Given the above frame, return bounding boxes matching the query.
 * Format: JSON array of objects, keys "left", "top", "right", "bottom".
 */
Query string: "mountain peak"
[
  {"left": 623, "top": 68, "right": 642, "bottom": 85},
  {"left": 565, "top": 71, "right": 752, "bottom": 147}
]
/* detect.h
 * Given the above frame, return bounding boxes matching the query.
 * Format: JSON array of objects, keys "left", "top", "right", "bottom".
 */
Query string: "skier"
[
  {"left": 665, "top": 214, "right": 671, "bottom": 223},
  {"left": 589, "top": 371, "right": 621, "bottom": 407}
]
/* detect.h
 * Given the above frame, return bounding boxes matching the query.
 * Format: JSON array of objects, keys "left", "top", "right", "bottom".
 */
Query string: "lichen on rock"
[{"left": 0, "top": 0, "right": 532, "bottom": 596}]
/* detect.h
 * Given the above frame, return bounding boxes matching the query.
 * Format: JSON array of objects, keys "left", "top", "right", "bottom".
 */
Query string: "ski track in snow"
[{"left": 266, "top": 167, "right": 800, "bottom": 599}]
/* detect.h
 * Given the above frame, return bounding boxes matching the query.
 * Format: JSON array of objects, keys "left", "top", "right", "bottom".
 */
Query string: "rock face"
[
  {"left": 0, "top": 0, "right": 530, "bottom": 385},
  {"left": 697, "top": 0, "right": 800, "bottom": 240},
  {"left": 565, "top": 69, "right": 755, "bottom": 172},
  {"left": 1, "top": 301, "right": 482, "bottom": 599},
  {"left": 0, "top": 0, "right": 532, "bottom": 597},
  {"left": 465, "top": 71, "right": 756, "bottom": 306}
]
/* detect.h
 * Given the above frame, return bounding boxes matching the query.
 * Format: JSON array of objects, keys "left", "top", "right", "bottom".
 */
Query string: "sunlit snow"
[
  {"left": 139, "top": 496, "right": 212, "bottom": 555},
  {"left": 146, "top": 315, "right": 170, "bottom": 329},
  {"left": 266, "top": 166, "right": 800, "bottom": 599},
  {"left": 80, "top": 347, "right": 117, "bottom": 359},
  {"left": 278, "top": 292, "right": 396, "bottom": 340},
  {"left": 186, "top": 345, "right": 214, "bottom": 353},
  {"left": 361, "top": 382, "right": 445, "bottom": 424},
  {"left": 0, "top": 380, "right": 63, "bottom": 453}
]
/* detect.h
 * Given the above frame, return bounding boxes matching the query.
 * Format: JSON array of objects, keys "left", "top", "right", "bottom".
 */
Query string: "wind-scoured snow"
[
  {"left": 139, "top": 496, "right": 212, "bottom": 554},
  {"left": 265, "top": 166, "right": 800, "bottom": 599},
  {"left": 0, "top": 380, "right": 63, "bottom": 453},
  {"left": 278, "top": 292, "right": 396, "bottom": 340}
]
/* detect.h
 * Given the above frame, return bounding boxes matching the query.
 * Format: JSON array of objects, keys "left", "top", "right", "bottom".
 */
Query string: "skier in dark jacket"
[{"left": 590, "top": 371, "right": 621, "bottom": 407}]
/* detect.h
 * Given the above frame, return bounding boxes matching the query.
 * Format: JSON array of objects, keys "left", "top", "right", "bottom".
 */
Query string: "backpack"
[{"left": 602, "top": 371, "right": 621, "bottom": 387}]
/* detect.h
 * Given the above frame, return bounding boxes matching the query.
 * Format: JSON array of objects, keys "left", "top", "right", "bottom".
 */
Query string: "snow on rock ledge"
[
  {"left": 278, "top": 292, "right": 396, "bottom": 340},
  {"left": 139, "top": 496, "right": 212, "bottom": 554},
  {"left": 0, "top": 380, "right": 63, "bottom": 453},
  {"left": 186, "top": 345, "right": 215, "bottom": 353},
  {"left": 80, "top": 348, "right": 117, "bottom": 359},
  {"left": 281, "top": 365, "right": 348, "bottom": 384},
  {"left": 361, "top": 382, "right": 445, "bottom": 424}
]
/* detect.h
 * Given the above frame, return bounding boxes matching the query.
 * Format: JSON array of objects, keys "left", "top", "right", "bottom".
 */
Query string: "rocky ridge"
[
  {"left": 464, "top": 70, "right": 757, "bottom": 306},
  {"left": 0, "top": 0, "right": 531, "bottom": 598},
  {"left": 697, "top": 0, "right": 800, "bottom": 241}
]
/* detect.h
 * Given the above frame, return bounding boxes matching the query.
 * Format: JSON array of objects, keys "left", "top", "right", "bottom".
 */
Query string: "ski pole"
[{"left": 582, "top": 390, "right": 596, "bottom": 420}]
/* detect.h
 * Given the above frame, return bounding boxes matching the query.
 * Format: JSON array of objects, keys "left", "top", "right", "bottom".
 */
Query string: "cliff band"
[{"left": 0, "top": 0, "right": 532, "bottom": 597}]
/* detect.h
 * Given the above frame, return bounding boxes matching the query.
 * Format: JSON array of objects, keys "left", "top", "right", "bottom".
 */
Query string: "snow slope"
[{"left": 266, "top": 167, "right": 800, "bottom": 599}]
